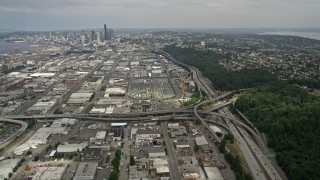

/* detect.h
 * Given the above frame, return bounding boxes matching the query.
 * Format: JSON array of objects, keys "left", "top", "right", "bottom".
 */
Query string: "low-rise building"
[
  {"left": 195, "top": 136, "right": 209, "bottom": 146},
  {"left": 57, "top": 142, "right": 88, "bottom": 153},
  {"left": 203, "top": 167, "right": 224, "bottom": 180},
  {"left": 73, "top": 162, "right": 98, "bottom": 180},
  {"left": 109, "top": 128, "right": 122, "bottom": 141},
  {"left": 33, "top": 166, "right": 67, "bottom": 180},
  {"left": 136, "top": 129, "right": 161, "bottom": 140},
  {"left": 148, "top": 147, "right": 166, "bottom": 158},
  {"left": 83, "top": 148, "right": 102, "bottom": 161},
  {"left": 0, "top": 159, "right": 20, "bottom": 180}
]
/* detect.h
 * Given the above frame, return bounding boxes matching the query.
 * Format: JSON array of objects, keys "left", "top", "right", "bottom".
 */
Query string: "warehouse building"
[
  {"left": 67, "top": 92, "right": 93, "bottom": 104},
  {"left": 109, "top": 128, "right": 123, "bottom": 141},
  {"left": 93, "top": 131, "right": 106, "bottom": 144},
  {"left": 195, "top": 136, "right": 209, "bottom": 146},
  {"left": 83, "top": 148, "right": 102, "bottom": 161},
  {"left": 148, "top": 147, "right": 166, "bottom": 158},
  {"left": 136, "top": 129, "right": 161, "bottom": 140},
  {"left": 105, "top": 87, "right": 126, "bottom": 97},
  {"left": 151, "top": 158, "right": 170, "bottom": 174},
  {"left": 203, "top": 167, "right": 224, "bottom": 180},
  {"left": 73, "top": 162, "right": 98, "bottom": 180},
  {"left": 111, "top": 123, "right": 127, "bottom": 128},
  {"left": 33, "top": 166, "right": 67, "bottom": 180},
  {"left": 0, "top": 159, "right": 20, "bottom": 180},
  {"left": 57, "top": 142, "right": 88, "bottom": 153}
]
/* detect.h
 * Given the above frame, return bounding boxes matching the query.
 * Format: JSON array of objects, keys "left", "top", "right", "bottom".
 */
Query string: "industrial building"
[
  {"left": 203, "top": 167, "right": 224, "bottom": 180},
  {"left": 83, "top": 148, "right": 103, "bottom": 161},
  {"left": 148, "top": 147, "right": 166, "bottom": 158},
  {"left": 151, "top": 158, "right": 170, "bottom": 174},
  {"left": 129, "top": 165, "right": 149, "bottom": 180},
  {"left": 32, "top": 166, "right": 67, "bottom": 180},
  {"left": 109, "top": 128, "right": 123, "bottom": 141},
  {"left": 14, "top": 126, "right": 68, "bottom": 155},
  {"left": 111, "top": 123, "right": 127, "bottom": 128},
  {"left": 57, "top": 142, "right": 88, "bottom": 153},
  {"left": 136, "top": 129, "right": 161, "bottom": 140},
  {"left": 73, "top": 162, "right": 98, "bottom": 180},
  {"left": 105, "top": 87, "right": 126, "bottom": 97},
  {"left": 195, "top": 136, "right": 209, "bottom": 146},
  {"left": 30, "top": 73, "right": 55, "bottom": 78},
  {"left": 0, "top": 159, "right": 20, "bottom": 180},
  {"left": 67, "top": 92, "right": 93, "bottom": 104},
  {"left": 90, "top": 131, "right": 106, "bottom": 144}
]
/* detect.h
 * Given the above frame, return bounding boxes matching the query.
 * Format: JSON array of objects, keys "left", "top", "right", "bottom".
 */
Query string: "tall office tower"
[
  {"left": 90, "top": 31, "right": 96, "bottom": 42},
  {"left": 96, "top": 32, "right": 104, "bottom": 44},
  {"left": 104, "top": 24, "right": 108, "bottom": 41},
  {"left": 108, "top": 29, "right": 114, "bottom": 40},
  {"left": 80, "top": 34, "right": 86, "bottom": 44}
]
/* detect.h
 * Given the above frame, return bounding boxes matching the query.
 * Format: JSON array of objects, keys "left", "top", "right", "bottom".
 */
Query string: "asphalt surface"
[
  {"left": 0, "top": 118, "right": 28, "bottom": 149},
  {"left": 161, "top": 122, "right": 182, "bottom": 180}
]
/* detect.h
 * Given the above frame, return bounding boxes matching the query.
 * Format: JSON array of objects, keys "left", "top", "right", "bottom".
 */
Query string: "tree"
[
  {"left": 194, "top": 144, "right": 200, "bottom": 152},
  {"left": 130, "top": 155, "right": 135, "bottom": 166},
  {"left": 68, "top": 154, "right": 73, "bottom": 160},
  {"left": 33, "top": 156, "right": 39, "bottom": 161},
  {"left": 216, "top": 132, "right": 223, "bottom": 137},
  {"left": 53, "top": 109, "right": 63, "bottom": 114},
  {"left": 234, "top": 83, "right": 320, "bottom": 179},
  {"left": 109, "top": 170, "right": 119, "bottom": 180}
]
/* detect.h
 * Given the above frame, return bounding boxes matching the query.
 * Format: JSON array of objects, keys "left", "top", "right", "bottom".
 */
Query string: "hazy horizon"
[{"left": 1, "top": 0, "right": 320, "bottom": 31}]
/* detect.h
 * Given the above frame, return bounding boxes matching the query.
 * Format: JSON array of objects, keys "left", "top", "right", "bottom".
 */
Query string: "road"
[
  {"left": 119, "top": 128, "right": 130, "bottom": 180},
  {"left": 161, "top": 122, "right": 182, "bottom": 180},
  {"left": 48, "top": 60, "right": 105, "bottom": 114},
  {"left": 0, "top": 118, "right": 28, "bottom": 149},
  {"left": 179, "top": 48, "right": 282, "bottom": 180}
]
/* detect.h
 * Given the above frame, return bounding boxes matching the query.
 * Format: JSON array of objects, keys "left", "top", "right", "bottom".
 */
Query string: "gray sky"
[{"left": 0, "top": 0, "right": 320, "bottom": 31}]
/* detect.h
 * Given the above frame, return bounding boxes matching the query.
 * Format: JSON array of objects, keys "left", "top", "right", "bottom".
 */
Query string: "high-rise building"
[
  {"left": 108, "top": 29, "right": 114, "bottom": 40},
  {"left": 104, "top": 24, "right": 108, "bottom": 41},
  {"left": 90, "top": 31, "right": 97, "bottom": 42}
]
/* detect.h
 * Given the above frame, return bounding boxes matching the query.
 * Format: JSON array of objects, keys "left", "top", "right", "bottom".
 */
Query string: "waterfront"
[
  {"left": 260, "top": 31, "right": 320, "bottom": 40},
  {"left": 0, "top": 41, "right": 29, "bottom": 54}
]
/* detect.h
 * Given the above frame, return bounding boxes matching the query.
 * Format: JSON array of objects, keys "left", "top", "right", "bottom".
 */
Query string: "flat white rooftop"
[{"left": 33, "top": 166, "right": 67, "bottom": 180}]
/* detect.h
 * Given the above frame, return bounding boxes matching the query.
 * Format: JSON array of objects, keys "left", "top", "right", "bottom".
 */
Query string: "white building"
[
  {"left": 73, "top": 162, "right": 98, "bottom": 180},
  {"left": 105, "top": 87, "right": 126, "bottom": 96},
  {"left": 136, "top": 130, "right": 161, "bottom": 140},
  {"left": 57, "top": 142, "right": 88, "bottom": 153},
  {"left": 151, "top": 158, "right": 170, "bottom": 174},
  {"left": 0, "top": 159, "right": 20, "bottom": 180},
  {"left": 148, "top": 148, "right": 166, "bottom": 158},
  {"left": 195, "top": 136, "right": 209, "bottom": 146},
  {"left": 33, "top": 166, "right": 67, "bottom": 180},
  {"left": 203, "top": 167, "right": 224, "bottom": 180},
  {"left": 30, "top": 73, "right": 55, "bottom": 78}
]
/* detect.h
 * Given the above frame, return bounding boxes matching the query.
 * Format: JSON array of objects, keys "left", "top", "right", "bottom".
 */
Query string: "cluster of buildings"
[
  {"left": 148, "top": 31, "right": 320, "bottom": 81},
  {"left": 79, "top": 24, "right": 114, "bottom": 45},
  {"left": 14, "top": 118, "right": 76, "bottom": 155}
]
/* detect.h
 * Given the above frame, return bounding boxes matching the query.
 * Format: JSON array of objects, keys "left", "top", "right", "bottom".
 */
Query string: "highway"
[
  {"left": 159, "top": 47, "right": 282, "bottom": 180},
  {"left": 0, "top": 118, "right": 28, "bottom": 149},
  {"left": 2, "top": 48, "right": 286, "bottom": 180}
]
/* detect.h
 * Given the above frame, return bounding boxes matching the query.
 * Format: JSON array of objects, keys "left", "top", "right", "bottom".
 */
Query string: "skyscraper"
[
  {"left": 108, "top": 29, "right": 114, "bottom": 40},
  {"left": 90, "top": 31, "right": 95, "bottom": 43},
  {"left": 104, "top": 24, "right": 108, "bottom": 41}
]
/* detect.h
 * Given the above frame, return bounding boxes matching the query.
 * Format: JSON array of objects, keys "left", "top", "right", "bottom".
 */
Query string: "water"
[
  {"left": 0, "top": 41, "right": 30, "bottom": 54},
  {"left": 260, "top": 31, "right": 320, "bottom": 40}
]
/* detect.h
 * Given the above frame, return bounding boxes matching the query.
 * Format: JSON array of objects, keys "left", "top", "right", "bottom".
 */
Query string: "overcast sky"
[{"left": 0, "top": 0, "right": 320, "bottom": 31}]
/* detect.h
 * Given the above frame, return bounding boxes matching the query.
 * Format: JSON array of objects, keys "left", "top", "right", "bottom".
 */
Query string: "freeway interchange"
[{"left": 2, "top": 49, "right": 285, "bottom": 180}]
